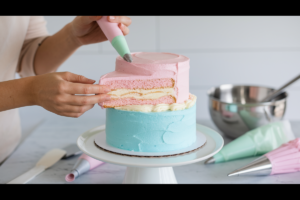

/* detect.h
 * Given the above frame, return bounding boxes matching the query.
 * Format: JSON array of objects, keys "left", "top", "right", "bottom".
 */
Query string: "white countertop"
[{"left": 1, "top": 117, "right": 300, "bottom": 184}]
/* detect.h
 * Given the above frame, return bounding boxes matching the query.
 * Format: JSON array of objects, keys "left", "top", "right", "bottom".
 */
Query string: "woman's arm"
[
  {"left": 34, "top": 16, "right": 131, "bottom": 75},
  {"left": 0, "top": 76, "right": 36, "bottom": 111},
  {"left": 33, "top": 23, "right": 79, "bottom": 75}
]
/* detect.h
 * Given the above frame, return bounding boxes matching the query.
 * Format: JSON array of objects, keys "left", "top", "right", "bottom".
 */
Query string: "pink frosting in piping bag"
[
  {"left": 96, "top": 16, "right": 122, "bottom": 42},
  {"left": 99, "top": 52, "right": 190, "bottom": 104},
  {"left": 265, "top": 138, "right": 300, "bottom": 175}
]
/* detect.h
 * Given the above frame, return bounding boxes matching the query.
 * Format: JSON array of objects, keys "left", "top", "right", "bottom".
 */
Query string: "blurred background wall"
[{"left": 18, "top": 16, "right": 300, "bottom": 139}]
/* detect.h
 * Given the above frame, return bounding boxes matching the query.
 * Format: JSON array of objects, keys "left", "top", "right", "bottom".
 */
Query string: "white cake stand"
[{"left": 77, "top": 124, "right": 224, "bottom": 184}]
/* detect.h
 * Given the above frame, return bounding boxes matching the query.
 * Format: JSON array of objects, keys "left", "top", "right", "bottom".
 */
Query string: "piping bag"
[
  {"left": 96, "top": 16, "right": 132, "bottom": 62},
  {"left": 228, "top": 138, "right": 300, "bottom": 176},
  {"left": 65, "top": 154, "right": 104, "bottom": 182},
  {"left": 205, "top": 120, "right": 295, "bottom": 164}
]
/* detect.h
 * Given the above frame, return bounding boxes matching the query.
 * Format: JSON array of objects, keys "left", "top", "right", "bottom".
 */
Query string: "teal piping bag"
[{"left": 205, "top": 120, "right": 295, "bottom": 164}]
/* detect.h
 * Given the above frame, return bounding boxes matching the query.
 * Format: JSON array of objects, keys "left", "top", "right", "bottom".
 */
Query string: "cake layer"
[
  {"left": 103, "top": 78, "right": 174, "bottom": 90},
  {"left": 106, "top": 104, "right": 197, "bottom": 152},
  {"left": 99, "top": 52, "right": 190, "bottom": 107},
  {"left": 101, "top": 95, "right": 175, "bottom": 108},
  {"left": 115, "top": 94, "right": 197, "bottom": 112},
  {"left": 109, "top": 88, "right": 174, "bottom": 100}
]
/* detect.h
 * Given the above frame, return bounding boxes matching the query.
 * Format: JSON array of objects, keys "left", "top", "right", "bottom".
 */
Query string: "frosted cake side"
[{"left": 106, "top": 105, "right": 196, "bottom": 152}]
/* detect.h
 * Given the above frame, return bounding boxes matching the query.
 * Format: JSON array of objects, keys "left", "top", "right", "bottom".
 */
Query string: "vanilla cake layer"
[
  {"left": 109, "top": 88, "right": 175, "bottom": 99},
  {"left": 106, "top": 104, "right": 196, "bottom": 152},
  {"left": 115, "top": 94, "right": 197, "bottom": 112},
  {"left": 102, "top": 96, "right": 176, "bottom": 108},
  {"left": 103, "top": 87, "right": 176, "bottom": 108}
]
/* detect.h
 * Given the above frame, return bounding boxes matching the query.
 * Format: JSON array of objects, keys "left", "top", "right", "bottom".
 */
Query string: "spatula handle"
[{"left": 7, "top": 165, "right": 45, "bottom": 184}]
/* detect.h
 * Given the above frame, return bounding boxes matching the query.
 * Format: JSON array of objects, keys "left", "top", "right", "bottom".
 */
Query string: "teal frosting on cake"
[{"left": 106, "top": 105, "right": 196, "bottom": 152}]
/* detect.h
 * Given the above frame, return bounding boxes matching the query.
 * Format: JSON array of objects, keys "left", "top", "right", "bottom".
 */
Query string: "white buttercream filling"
[
  {"left": 109, "top": 88, "right": 175, "bottom": 100},
  {"left": 115, "top": 94, "right": 197, "bottom": 112}
]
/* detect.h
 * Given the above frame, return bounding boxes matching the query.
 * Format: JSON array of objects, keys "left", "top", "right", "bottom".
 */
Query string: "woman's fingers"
[
  {"left": 62, "top": 72, "right": 95, "bottom": 84},
  {"left": 67, "top": 94, "right": 111, "bottom": 106},
  {"left": 60, "top": 112, "right": 83, "bottom": 118},
  {"left": 59, "top": 108, "right": 90, "bottom": 118},
  {"left": 107, "top": 16, "right": 132, "bottom": 27},
  {"left": 64, "top": 82, "right": 110, "bottom": 95},
  {"left": 76, "top": 16, "right": 102, "bottom": 26},
  {"left": 88, "top": 16, "right": 102, "bottom": 23},
  {"left": 57, "top": 104, "right": 94, "bottom": 113},
  {"left": 55, "top": 94, "right": 110, "bottom": 117},
  {"left": 34, "top": 72, "right": 112, "bottom": 119},
  {"left": 119, "top": 23, "right": 130, "bottom": 36}
]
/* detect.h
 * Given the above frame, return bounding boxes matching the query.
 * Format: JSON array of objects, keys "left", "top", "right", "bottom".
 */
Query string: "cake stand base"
[
  {"left": 123, "top": 167, "right": 177, "bottom": 184},
  {"left": 77, "top": 124, "right": 223, "bottom": 184}
]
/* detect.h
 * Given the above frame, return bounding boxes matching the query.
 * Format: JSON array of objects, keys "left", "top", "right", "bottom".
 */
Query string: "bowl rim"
[{"left": 207, "top": 84, "right": 288, "bottom": 106}]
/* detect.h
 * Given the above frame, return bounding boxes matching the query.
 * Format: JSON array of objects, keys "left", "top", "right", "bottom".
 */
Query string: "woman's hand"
[
  {"left": 70, "top": 16, "right": 132, "bottom": 46},
  {"left": 34, "top": 16, "right": 131, "bottom": 75},
  {"left": 31, "top": 72, "right": 111, "bottom": 118}
]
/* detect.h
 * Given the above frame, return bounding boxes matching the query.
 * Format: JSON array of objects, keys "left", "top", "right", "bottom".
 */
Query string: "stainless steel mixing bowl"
[{"left": 208, "top": 85, "right": 288, "bottom": 139}]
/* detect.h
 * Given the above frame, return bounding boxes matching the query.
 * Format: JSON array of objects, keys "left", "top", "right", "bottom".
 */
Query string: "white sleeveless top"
[{"left": 0, "top": 16, "right": 48, "bottom": 163}]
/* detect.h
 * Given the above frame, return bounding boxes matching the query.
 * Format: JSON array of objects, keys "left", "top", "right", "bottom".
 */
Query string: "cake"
[{"left": 99, "top": 52, "right": 197, "bottom": 152}]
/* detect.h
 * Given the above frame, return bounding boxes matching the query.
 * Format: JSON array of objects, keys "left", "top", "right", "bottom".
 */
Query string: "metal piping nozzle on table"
[
  {"left": 65, "top": 154, "right": 104, "bottom": 182},
  {"left": 228, "top": 138, "right": 300, "bottom": 177}
]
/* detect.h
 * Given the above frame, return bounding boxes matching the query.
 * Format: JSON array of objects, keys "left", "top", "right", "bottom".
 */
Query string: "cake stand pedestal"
[
  {"left": 123, "top": 167, "right": 177, "bottom": 184},
  {"left": 77, "top": 124, "right": 224, "bottom": 184}
]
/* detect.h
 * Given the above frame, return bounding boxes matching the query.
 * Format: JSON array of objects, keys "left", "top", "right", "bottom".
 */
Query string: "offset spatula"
[{"left": 7, "top": 149, "right": 66, "bottom": 184}]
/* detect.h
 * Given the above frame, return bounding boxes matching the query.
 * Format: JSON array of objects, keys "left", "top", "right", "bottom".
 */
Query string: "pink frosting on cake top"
[{"left": 99, "top": 52, "right": 190, "bottom": 103}]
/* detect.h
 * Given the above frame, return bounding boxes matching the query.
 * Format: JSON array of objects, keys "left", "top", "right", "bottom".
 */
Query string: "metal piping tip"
[
  {"left": 227, "top": 156, "right": 272, "bottom": 177},
  {"left": 123, "top": 53, "right": 132, "bottom": 63},
  {"left": 70, "top": 169, "right": 79, "bottom": 179},
  {"left": 228, "top": 171, "right": 240, "bottom": 177},
  {"left": 204, "top": 157, "right": 215, "bottom": 164}
]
